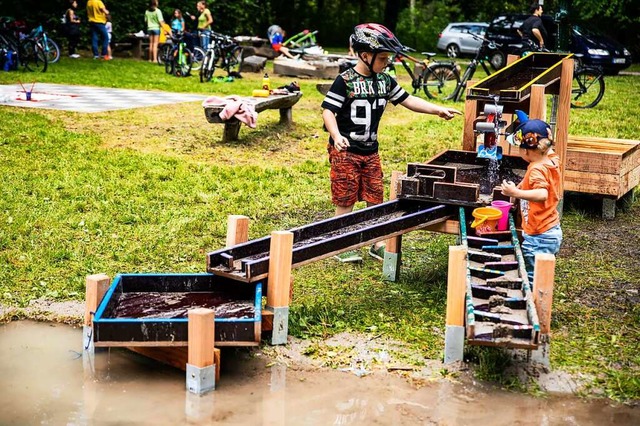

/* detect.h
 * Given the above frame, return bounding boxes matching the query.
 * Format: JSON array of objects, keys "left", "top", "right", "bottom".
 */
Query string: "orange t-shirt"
[{"left": 519, "top": 152, "right": 561, "bottom": 235}]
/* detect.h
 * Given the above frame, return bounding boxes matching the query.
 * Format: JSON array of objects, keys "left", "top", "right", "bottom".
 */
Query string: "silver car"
[{"left": 437, "top": 22, "right": 489, "bottom": 58}]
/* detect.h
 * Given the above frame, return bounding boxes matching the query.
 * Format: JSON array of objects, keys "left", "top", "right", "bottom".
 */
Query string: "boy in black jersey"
[{"left": 322, "top": 23, "right": 461, "bottom": 262}]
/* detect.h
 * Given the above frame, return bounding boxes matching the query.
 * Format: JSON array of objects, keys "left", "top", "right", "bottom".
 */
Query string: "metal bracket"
[
  {"left": 268, "top": 306, "right": 289, "bottom": 345},
  {"left": 186, "top": 363, "right": 216, "bottom": 394}
]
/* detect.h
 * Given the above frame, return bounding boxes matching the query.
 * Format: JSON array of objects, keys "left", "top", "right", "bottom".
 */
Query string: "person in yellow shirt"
[{"left": 86, "top": 0, "right": 110, "bottom": 59}]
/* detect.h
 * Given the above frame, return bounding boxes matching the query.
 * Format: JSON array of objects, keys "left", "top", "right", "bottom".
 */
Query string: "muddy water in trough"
[{"left": 1, "top": 321, "right": 637, "bottom": 425}]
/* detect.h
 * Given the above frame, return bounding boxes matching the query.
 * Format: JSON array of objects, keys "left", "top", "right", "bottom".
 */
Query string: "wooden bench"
[
  {"left": 203, "top": 92, "right": 303, "bottom": 142},
  {"left": 565, "top": 135, "right": 640, "bottom": 218}
]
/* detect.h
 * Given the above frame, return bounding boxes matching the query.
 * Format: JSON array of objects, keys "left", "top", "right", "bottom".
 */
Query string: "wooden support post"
[
  {"left": 226, "top": 214, "right": 249, "bottom": 246},
  {"left": 531, "top": 253, "right": 555, "bottom": 366},
  {"left": 444, "top": 245, "right": 467, "bottom": 363},
  {"left": 532, "top": 253, "right": 556, "bottom": 336},
  {"left": 83, "top": 274, "right": 111, "bottom": 380},
  {"left": 507, "top": 54, "right": 519, "bottom": 66},
  {"left": 555, "top": 57, "right": 574, "bottom": 198},
  {"left": 84, "top": 273, "right": 111, "bottom": 328},
  {"left": 266, "top": 231, "right": 294, "bottom": 345},
  {"left": 186, "top": 308, "right": 216, "bottom": 394},
  {"left": 383, "top": 171, "right": 402, "bottom": 281},
  {"left": 279, "top": 107, "right": 293, "bottom": 125},
  {"left": 223, "top": 121, "right": 242, "bottom": 142},
  {"left": 529, "top": 84, "right": 546, "bottom": 121},
  {"left": 462, "top": 97, "right": 478, "bottom": 151}
]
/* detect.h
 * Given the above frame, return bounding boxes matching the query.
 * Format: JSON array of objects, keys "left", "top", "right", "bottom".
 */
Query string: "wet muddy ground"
[{"left": 1, "top": 321, "right": 637, "bottom": 425}]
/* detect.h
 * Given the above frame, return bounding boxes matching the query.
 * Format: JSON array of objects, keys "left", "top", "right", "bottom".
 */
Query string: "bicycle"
[
  {"left": 517, "top": 42, "right": 605, "bottom": 109},
  {"left": 162, "top": 32, "right": 193, "bottom": 77},
  {"left": 0, "top": 18, "right": 47, "bottom": 72},
  {"left": 570, "top": 56, "right": 605, "bottom": 109},
  {"left": 30, "top": 25, "right": 60, "bottom": 64},
  {"left": 392, "top": 47, "right": 459, "bottom": 100},
  {"left": 410, "top": 34, "right": 499, "bottom": 102},
  {"left": 199, "top": 31, "right": 242, "bottom": 82},
  {"left": 158, "top": 31, "right": 204, "bottom": 71}
]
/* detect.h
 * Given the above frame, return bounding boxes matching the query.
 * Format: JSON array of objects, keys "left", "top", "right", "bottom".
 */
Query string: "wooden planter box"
[
  {"left": 93, "top": 273, "right": 262, "bottom": 347},
  {"left": 565, "top": 135, "right": 640, "bottom": 198}
]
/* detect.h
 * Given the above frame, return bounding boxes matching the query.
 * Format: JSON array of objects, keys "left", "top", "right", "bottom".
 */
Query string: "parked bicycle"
[
  {"left": 161, "top": 31, "right": 193, "bottom": 77},
  {"left": 159, "top": 31, "right": 204, "bottom": 71},
  {"left": 200, "top": 31, "right": 242, "bottom": 82},
  {"left": 0, "top": 18, "right": 47, "bottom": 72},
  {"left": 406, "top": 34, "right": 500, "bottom": 102},
  {"left": 30, "top": 25, "right": 60, "bottom": 64}
]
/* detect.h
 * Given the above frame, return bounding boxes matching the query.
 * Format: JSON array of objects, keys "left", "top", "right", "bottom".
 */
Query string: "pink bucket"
[{"left": 491, "top": 200, "right": 513, "bottom": 231}]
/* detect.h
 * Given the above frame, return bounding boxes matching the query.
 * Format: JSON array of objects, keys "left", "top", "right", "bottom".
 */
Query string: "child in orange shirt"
[{"left": 500, "top": 119, "right": 562, "bottom": 284}]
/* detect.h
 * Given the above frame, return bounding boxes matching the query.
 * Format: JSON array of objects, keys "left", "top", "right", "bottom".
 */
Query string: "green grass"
[{"left": 1, "top": 56, "right": 638, "bottom": 401}]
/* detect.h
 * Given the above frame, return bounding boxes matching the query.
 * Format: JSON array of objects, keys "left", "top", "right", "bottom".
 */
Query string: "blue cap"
[{"left": 508, "top": 119, "right": 552, "bottom": 149}]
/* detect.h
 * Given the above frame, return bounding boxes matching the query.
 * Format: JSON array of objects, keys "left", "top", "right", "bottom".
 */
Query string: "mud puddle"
[{"left": 1, "top": 321, "right": 637, "bottom": 425}]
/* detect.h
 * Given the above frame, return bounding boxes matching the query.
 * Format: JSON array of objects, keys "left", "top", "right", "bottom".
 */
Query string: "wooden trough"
[
  {"left": 92, "top": 273, "right": 263, "bottom": 347},
  {"left": 397, "top": 149, "right": 529, "bottom": 206}
]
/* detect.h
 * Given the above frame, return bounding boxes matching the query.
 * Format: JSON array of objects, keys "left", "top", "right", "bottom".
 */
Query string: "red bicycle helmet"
[{"left": 350, "top": 23, "right": 405, "bottom": 54}]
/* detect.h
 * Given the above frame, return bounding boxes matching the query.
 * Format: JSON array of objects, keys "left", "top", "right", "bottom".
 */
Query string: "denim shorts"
[
  {"left": 522, "top": 224, "right": 562, "bottom": 284},
  {"left": 148, "top": 29, "right": 160, "bottom": 36}
]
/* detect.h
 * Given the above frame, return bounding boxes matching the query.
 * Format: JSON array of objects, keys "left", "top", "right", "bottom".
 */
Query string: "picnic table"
[{"left": 203, "top": 92, "right": 303, "bottom": 142}]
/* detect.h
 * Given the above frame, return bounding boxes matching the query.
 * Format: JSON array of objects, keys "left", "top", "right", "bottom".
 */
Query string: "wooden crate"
[{"left": 564, "top": 136, "right": 640, "bottom": 198}]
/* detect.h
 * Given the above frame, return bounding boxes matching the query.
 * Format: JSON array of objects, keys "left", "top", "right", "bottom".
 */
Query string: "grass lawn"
[{"left": 0, "top": 56, "right": 638, "bottom": 402}]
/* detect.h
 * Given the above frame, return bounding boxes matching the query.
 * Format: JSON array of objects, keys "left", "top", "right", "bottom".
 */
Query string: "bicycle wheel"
[
  {"left": 191, "top": 46, "right": 205, "bottom": 71},
  {"left": 158, "top": 43, "right": 172, "bottom": 65},
  {"left": 43, "top": 38, "right": 60, "bottom": 63},
  {"left": 423, "top": 64, "right": 459, "bottom": 100},
  {"left": 571, "top": 68, "right": 605, "bottom": 108},
  {"left": 21, "top": 40, "right": 48, "bottom": 73},
  {"left": 224, "top": 45, "right": 243, "bottom": 75},
  {"left": 200, "top": 49, "right": 216, "bottom": 82},
  {"left": 172, "top": 47, "right": 192, "bottom": 77}
]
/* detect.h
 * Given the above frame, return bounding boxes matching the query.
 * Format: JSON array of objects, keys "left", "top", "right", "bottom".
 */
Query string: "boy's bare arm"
[
  {"left": 322, "top": 109, "right": 350, "bottom": 151},
  {"left": 501, "top": 180, "right": 548, "bottom": 202},
  {"left": 400, "top": 96, "right": 461, "bottom": 120}
]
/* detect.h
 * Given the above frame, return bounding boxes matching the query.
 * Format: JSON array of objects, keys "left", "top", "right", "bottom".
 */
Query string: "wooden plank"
[
  {"left": 85, "top": 274, "right": 111, "bottom": 327},
  {"left": 621, "top": 164, "right": 640, "bottom": 195},
  {"left": 462, "top": 98, "right": 477, "bottom": 151},
  {"left": 386, "top": 171, "right": 402, "bottom": 253},
  {"left": 127, "top": 347, "right": 221, "bottom": 382},
  {"left": 446, "top": 246, "right": 467, "bottom": 327},
  {"left": 423, "top": 219, "right": 460, "bottom": 235},
  {"left": 266, "top": 231, "right": 294, "bottom": 308},
  {"left": 532, "top": 254, "right": 556, "bottom": 335},
  {"left": 203, "top": 93, "right": 303, "bottom": 123},
  {"left": 556, "top": 57, "right": 574, "bottom": 197},
  {"left": 566, "top": 148, "right": 623, "bottom": 174},
  {"left": 433, "top": 182, "right": 479, "bottom": 203},
  {"left": 564, "top": 170, "right": 619, "bottom": 196},
  {"left": 261, "top": 309, "right": 274, "bottom": 332},
  {"left": 226, "top": 215, "right": 250, "bottom": 247},
  {"left": 188, "top": 308, "right": 215, "bottom": 368},
  {"left": 529, "top": 84, "right": 546, "bottom": 121}
]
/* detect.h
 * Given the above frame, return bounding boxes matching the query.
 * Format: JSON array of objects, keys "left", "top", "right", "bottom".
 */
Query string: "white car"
[{"left": 437, "top": 22, "right": 489, "bottom": 58}]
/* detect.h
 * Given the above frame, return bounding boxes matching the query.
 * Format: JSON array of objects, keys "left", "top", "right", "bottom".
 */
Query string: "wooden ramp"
[{"left": 459, "top": 209, "right": 540, "bottom": 349}]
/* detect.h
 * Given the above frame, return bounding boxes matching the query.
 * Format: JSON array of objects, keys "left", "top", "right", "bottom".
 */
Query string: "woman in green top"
[
  {"left": 144, "top": 0, "right": 165, "bottom": 63},
  {"left": 191, "top": 1, "right": 213, "bottom": 49}
]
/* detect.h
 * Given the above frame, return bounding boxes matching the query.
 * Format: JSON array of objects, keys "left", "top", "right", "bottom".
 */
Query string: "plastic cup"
[
  {"left": 26, "top": 91, "right": 32, "bottom": 101},
  {"left": 491, "top": 200, "right": 513, "bottom": 231}
]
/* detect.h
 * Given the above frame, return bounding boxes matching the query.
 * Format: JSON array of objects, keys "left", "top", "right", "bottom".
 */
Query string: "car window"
[
  {"left": 469, "top": 26, "right": 485, "bottom": 35},
  {"left": 450, "top": 26, "right": 463, "bottom": 33}
]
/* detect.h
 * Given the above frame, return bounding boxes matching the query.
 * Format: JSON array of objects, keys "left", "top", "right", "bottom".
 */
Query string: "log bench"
[
  {"left": 565, "top": 135, "right": 640, "bottom": 219},
  {"left": 203, "top": 92, "right": 303, "bottom": 142}
]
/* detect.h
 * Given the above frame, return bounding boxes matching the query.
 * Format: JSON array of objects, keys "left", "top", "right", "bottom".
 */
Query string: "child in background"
[
  {"left": 321, "top": 23, "right": 461, "bottom": 262},
  {"left": 105, "top": 14, "right": 113, "bottom": 59},
  {"left": 171, "top": 9, "right": 185, "bottom": 34},
  {"left": 500, "top": 118, "right": 562, "bottom": 284}
]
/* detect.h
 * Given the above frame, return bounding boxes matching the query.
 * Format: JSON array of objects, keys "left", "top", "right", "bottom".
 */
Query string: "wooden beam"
[
  {"left": 226, "top": 215, "right": 250, "bottom": 247},
  {"left": 128, "top": 347, "right": 221, "bottom": 382},
  {"left": 446, "top": 246, "right": 467, "bottom": 327},
  {"left": 84, "top": 274, "right": 110, "bottom": 327},
  {"left": 532, "top": 254, "right": 556, "bottom": 335},
  {"left": 506, "top": 54, "right": 519, "bottom": 66},
  {"left": 266, "top": 231, "right": 294, "bottom": 308},
  {"left": 462, "top": 97, "right": 478, "bottom": 151},
  {"left": 529, "top": 84, "right": 546, "bottom": 121},
  {"left": 555, "top": 57, "right": 574, "bottom": 196},
  {"left": 188, "top": 308, "right": 215, "bottom": 368},
  {"left": 385, "top": 171, "right": 402, "bottom": 253}
]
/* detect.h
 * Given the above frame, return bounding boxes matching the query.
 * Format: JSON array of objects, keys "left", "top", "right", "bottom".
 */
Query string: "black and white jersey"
[{"left": 321, "top": 68, "right": 409, "bottom": 155}]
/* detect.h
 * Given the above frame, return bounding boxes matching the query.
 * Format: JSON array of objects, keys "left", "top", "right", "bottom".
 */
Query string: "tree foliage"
[{"left": 1, "top": 0, "right": 638, "bottom": 56}]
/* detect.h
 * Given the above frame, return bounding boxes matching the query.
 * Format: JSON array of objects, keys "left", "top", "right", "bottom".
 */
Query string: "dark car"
[{"left": 485, "top": 14, "right": 632, "bottom": 74}]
